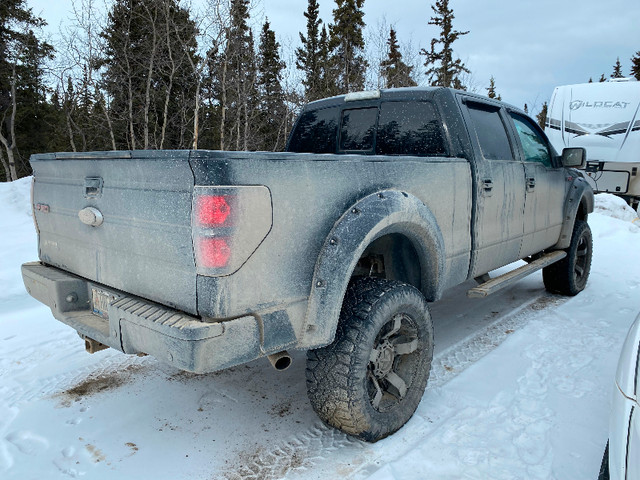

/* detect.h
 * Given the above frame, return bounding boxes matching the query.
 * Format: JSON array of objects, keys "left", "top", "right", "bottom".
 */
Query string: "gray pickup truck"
[{"left": 22, "top": 87, "right": 594, "bottom": 441}]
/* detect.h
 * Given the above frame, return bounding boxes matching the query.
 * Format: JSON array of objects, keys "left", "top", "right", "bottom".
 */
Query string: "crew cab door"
[
  {"left": 461, "top": 99, "right": 526, "bottom": 277},
  {"left": 508, "top": 112, "right": 566, "bottom": 257}
]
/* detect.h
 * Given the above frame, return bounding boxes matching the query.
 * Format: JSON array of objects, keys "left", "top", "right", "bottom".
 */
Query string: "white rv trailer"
[{"left": 546, "top": 79, "right": 640, "bottom": 208}]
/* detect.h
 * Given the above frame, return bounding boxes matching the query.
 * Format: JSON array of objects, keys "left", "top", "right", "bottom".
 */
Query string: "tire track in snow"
[{"left": 220, "top": 293, "right": 567, "bottom": 480}]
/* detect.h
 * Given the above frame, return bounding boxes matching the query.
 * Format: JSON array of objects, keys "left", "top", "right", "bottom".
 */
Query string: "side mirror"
[{"left": 561, "top": 147, "right": 586, "bottom": 168}]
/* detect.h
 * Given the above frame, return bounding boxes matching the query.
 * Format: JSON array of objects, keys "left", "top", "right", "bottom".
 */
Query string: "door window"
[
  {"left": 510, "top": 113, "right": 552, "bottom": 167},
  {"left": 376, "top": 101, "right": 447, "bottom": 156},
  {"left": 466, "top": 103, "right": 514, "bottom": 160}
]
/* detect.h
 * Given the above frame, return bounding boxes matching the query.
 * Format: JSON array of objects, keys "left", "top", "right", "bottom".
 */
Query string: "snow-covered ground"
[{"left": 1, "top": 178, "right": 639, "bottom": 480}]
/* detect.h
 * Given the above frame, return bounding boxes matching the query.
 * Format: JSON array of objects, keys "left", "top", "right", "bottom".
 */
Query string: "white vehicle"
[
  {"left": 546, "top": 79, "right": 640, "bottom": 209},
  {"left": 600, "top": 313, "right": 640, "bottom": 479}
]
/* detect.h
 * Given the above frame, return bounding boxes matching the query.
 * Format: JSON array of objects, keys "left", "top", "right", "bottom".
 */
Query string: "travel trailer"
[{"left": 546, "top": 79, "right": 640, "bottom": 209}]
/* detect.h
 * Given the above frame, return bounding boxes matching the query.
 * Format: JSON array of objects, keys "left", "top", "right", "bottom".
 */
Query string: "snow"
[{"left": 1, "top": 182, "right": 639, "bottom": 480}]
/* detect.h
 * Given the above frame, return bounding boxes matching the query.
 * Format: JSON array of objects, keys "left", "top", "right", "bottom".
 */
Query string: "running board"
[{"left": 467, "top": 251, "right": 567, "bottom": 298}]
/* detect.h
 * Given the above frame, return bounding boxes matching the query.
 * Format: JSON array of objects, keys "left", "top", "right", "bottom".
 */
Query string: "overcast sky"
[{"left": 28, "top": 0, "right": 640, "bottom": 114}]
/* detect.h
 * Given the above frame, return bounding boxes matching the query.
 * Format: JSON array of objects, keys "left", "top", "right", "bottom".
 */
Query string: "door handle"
[
  {"left": 527, "top": 177, "right": 536, "bottom": 191},
  {"left": 482, "top": 178, "right": 493, "bottom": 197}
]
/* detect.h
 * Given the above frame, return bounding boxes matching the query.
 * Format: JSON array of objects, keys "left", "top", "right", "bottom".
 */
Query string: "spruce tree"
[
  {"left": 215, "top": 0, "right": 258, "bottom": 150},
  {"left": 611, "top": 57, "right": 624, "bottom": 78},
  {"left": 257, "top": 19, "right": 287, "bottom": 151},
  {"left": 536, "top": 102, "right": 548, "bottom": 129},
  {"left": 630, "top": 51, "right": 640, "bottom": 81},
  {"left": 317, "top": 25, "right": 335, "bottom": 98},
  {"left": 486, "top": 76, "right": 501, "bottom": 101},
  {"left": 380, "top": 27, "right": 417, "bottom": 88},
  {"left": 599, "top": 74, "right": 606, "bottom": 82},
  {"left": 0, "top": 0, "right": 54, "bottom": 181},
  {"left": 328, "top": 0, "right": 368, "bottom": 94},
  {"left": 296, "top": 0, "right": 325, "bottom": 101},
  {"left": 420, "top": 0, "right": 469, "bottom": 89}
]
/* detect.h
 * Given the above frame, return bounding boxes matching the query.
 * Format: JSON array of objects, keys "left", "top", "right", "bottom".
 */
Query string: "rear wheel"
[
  {"left": 306, "top": 277, "right": 434, "bottom": 442},
  {"left": 543, "top": 219, "right": 593, "bottom": 296}
]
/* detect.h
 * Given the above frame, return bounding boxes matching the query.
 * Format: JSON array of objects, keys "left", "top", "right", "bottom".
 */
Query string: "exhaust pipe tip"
[{"left": 267, "top": 350, "right": 292, "bottom": 371}]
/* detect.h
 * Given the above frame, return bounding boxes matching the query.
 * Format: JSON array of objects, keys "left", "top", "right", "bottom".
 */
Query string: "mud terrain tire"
[
  {"left": 543, "top": 219, "right": 593, "bottom": 296},
  {"left": 306, "top": 277, "right": 434, "bottom": 442}
]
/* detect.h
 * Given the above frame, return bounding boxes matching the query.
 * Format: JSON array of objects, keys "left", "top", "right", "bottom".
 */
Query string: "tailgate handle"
[{"left": 85, "top": 177, "right": 103, "bottom": 198}]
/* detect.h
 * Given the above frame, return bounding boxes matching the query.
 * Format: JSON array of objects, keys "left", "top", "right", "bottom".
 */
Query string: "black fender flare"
[
  {"left": 553, "top": 174, "right": 594, "bottom": 250},
  {"left": 300, "top": 190, "right": 446, "bottom": 349}
]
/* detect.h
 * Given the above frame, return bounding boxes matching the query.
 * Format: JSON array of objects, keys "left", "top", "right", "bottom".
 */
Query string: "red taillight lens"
[
  {"left": 196, "top": 237, "right": 231, "bottom": 268},
  {"left": 196, "top": 195, "right": 233, "bottom": 226}
]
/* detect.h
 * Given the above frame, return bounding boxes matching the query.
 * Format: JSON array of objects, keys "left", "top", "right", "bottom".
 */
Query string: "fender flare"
[
  {"left": 553, "top": 175, "right": 595, "bottom": 250},
  {"left": 300, "top": 190, "right": 446, "bottom": 349}
]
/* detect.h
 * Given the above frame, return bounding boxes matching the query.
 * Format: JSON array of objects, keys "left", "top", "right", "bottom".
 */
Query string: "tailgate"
[{"left": 30, "top": 150, "right": 197, "bottom": 314}]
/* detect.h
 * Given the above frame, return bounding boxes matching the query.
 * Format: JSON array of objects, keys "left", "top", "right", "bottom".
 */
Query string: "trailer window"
[
  {"left": 510, "top": 113, "right": 552, "bottom": 167},
  {"left": 339, "top": 107, "right": 377, "bottom": 152},
  {"left": 288, "top": 106, "right": 339, "bottom": 153},
  {"left": 466, "top": 103, "right": 514, "bottom": 160},
  {"left": 376, "top": 101, "right": 447, "bottom": 156}
]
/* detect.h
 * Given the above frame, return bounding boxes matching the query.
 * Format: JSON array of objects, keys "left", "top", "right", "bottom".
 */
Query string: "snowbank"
[
  {"left": 0, "top": 177, "right": 37, "bottom": 302},
  {"left": 594, "top": 192, "right": 640, "bottom": 223}
]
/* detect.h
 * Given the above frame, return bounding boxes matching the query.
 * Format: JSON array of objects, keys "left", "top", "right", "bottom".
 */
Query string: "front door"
[{"left": 509, "top": 112, "right": 566, "bottom": 258}]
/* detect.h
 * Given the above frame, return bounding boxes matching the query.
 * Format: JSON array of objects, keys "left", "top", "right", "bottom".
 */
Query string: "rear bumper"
[{"left": 21, "top": 262, "right": 262, "bottom": 373}]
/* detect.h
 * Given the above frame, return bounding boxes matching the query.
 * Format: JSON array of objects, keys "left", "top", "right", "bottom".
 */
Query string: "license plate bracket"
[{"left": 91, "top": 288, "right": 118, "bottom": 319}]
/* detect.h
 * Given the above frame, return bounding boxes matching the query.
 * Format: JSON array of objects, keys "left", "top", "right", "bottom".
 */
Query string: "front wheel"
[
  {"left": 306, "top": 277, "right": 434, "bottom": 442},
  {"left": 543, "top": 219, "right": 593, "bottom": 296}
]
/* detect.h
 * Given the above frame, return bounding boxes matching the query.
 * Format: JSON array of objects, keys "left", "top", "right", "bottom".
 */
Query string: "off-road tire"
[
  {"left": 306, "top": 277, "right": 434, "bottom": 442},
  {"left": 543, "top": 219, "right": 593, "bottom": 296}
]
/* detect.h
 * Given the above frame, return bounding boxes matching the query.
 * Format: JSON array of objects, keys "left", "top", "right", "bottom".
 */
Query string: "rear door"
[
  {"left": 31, "top": 150, "right": 197, "bottom": 314},
  {"left": 461, "top": 99, "right": 526, "bottom": 277}
]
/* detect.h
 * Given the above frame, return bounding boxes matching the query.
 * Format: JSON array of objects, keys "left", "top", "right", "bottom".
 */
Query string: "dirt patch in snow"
[
  {"left": 530, "top": 294, "right": 563, "bottom": 311},
  {"left": 85, "top": 444, "right": 106, "bottom": 463},
  {"left": 55, "top": 364, "right": 144, "bottom": 406}
]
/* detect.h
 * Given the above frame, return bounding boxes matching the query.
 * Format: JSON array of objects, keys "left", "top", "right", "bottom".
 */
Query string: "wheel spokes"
[
  {"left": 384, "top": 371, "right": 407, "bottom": 399},
  {"left": 577, "top": 245, "right": 588, "bottom": 257},
  {"left": 393, "top": 338, "right": 418, "bottom": 355},
  {"left": 382, "top": 315, "right": 403, "bottom": 340},
  {"left": 369, "top": 373, "right": 383, "bottom": 409},
  {"left": 575, "top": 264, "right": 584, "bottom": 277}
]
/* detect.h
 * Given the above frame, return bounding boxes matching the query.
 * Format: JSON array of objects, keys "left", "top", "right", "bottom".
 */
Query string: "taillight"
[
  {"left": 196, "top": 195, "right": 234, "bottom": 226},
  {"left": 196, "top": 237, "right": 231, "bottom": 268},
  {"left": 192, "top": 186, "right": 272, "bottom": 277}
]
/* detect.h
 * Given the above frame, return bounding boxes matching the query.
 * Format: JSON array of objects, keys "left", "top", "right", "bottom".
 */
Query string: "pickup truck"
[{"left": 22, "top": 87, "right": 594, "bottom": 442}]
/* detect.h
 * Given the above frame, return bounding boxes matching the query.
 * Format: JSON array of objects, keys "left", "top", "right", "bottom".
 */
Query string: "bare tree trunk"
[
  {"left": 0, "top": 146, "right": 11, "bottom": 182},
  {"left": 142, "top": 5, "right": 159, "bottom": 150},
  {"left": 65, "top": 111, "right": 78, "bottom": 152},
  {"left": 0, "top": 65, "right": 20, "bottom": 181},
  {"left": 220, "top": 57, "right": 227, "bottom": 150},
  {"left": 192, "top": 81, "right": 201, "bottom": 150},
  {"left": 160, "top": 2, "right": 176, "bottom": 150},
  {"left": 100, "top": 93, "right": 117, "bottom": 150},
  {"left": 122, "top": 14, "right": 137, "bottom": 150}
]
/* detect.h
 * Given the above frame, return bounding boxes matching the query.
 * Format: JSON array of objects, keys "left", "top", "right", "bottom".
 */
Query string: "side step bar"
[{"left": 467, "top": 251, "right": 567, "bottom": 298}]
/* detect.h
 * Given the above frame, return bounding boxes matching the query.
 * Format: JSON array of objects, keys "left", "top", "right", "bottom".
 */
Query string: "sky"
[{"left": 27, "top": 0, "right": 640, "bottom": 115}]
